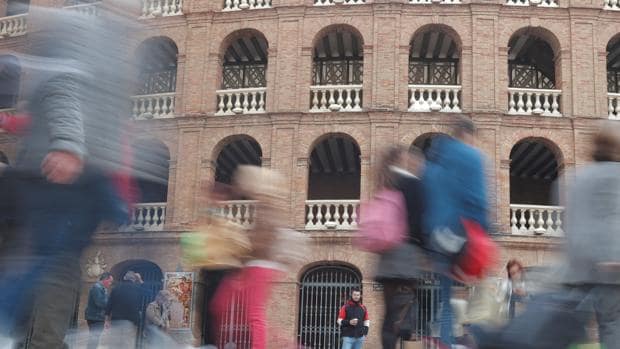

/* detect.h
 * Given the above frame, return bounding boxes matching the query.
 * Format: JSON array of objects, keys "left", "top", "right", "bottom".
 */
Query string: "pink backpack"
[{"left": 355, "top": 189, "right": 408, "bottom": 253}]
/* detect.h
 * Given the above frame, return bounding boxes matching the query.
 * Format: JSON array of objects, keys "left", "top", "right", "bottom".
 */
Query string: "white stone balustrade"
[
  {"left": 216, "top": 87, "right": 267, "bottom": 116},
  {"left": 505, "top": 0, "right": 558, "bottom": 7},
  {"left": 0, "top": 14, "right": 27, "bottom": 38},
  {"left": 216, "top": 200, "right": 257, "bottom": 228},
  {"left": 310, "top": 85, "right": 363, "bottom": 112},
  {"left": 408, "top": 0, "right": 461, "bottom": 4},
  {"left": 223, "top": 0, "right": 272, "bottom": 11},
  {"left": 314, "top": 0, "right": 364, "bottom": 5},
  {"left": 604, "top": 0, "right": 620, "bottom": 10},
  {"left": 305, "top": 200, "right": 360, "bottom": 230},
  {"left": 510, "top": 204, "right": 564, "bottom": 236},
  {"left": 141, "top": 0, "right": 183, "bottom": 17},
  {"left": 132, "top": 93, "right": 176, "bottom": 120},
  {"left": 408, "top": 85, "right": 462, "bottom": 113},
  {"left": 65, "top": 2, "right": 100, "bottom": 16},
  {"left": 608, "top": 93, "right": 620, "bottom": 120},
  {"left": 124, "top": 203, "right": 167, "bottom": 231},
  {"left": 508, "top": 88, "right": 562, "bottom": 117}
]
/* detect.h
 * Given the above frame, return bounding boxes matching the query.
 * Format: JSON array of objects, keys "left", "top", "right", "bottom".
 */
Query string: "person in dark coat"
[
  {"left": 105, "top": 271, "right": 147, "bottom": 348},
  {"left": 84, "top": 272, "right": 114, "bottom": 349},
  {"left": 373, "top": 145, "right": 429, "bottom": 349}
]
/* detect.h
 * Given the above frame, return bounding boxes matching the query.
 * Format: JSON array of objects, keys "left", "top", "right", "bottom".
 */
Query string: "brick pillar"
[
  {"left": 569, "top": 21, "right": 597, "bottom": 118},
  {"left": 499, "top": 159, "right": 511, "bottom": 233},
  {"left": 294, "top": 156, "right": 310, "bottom": 231}
]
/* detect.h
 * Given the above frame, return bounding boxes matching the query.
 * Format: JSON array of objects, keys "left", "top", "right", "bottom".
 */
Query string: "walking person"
[
  {"left": 337, "top": 288, "right": 370, "bottom": 349},
  {"left": 104, "top": 271, "right": 146, "bottom": 348},
  {"left": 373, "top": 145, "right": 428, "bottom": 349},
  {"left": 562, "top": 122, "right": 620, "bottom": 348},
  {"left": 423, "top": 116, "right": 489, "bottom": 348},
  {"left": 85, "top": 272, "right": 113, "bottom": 349}
]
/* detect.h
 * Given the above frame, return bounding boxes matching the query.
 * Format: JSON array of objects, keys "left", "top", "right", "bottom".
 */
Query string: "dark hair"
[
  {"left": 451, "top": 115, "right": 476, "bottom": 139},
  {"left": 351, "top": 287, "right": 361, "bottom": 294},
  {"left": 99, "top": 272, "right": 113, "bottom": 281},
  {"left": 375, "top": 145, "right": 407, "bottom": 190},
  {"left": 592, "top": 122, "right": 620, "bottom": 162},
  {"left": 506, "top": 259, "right": 524, "bottom": 280}
]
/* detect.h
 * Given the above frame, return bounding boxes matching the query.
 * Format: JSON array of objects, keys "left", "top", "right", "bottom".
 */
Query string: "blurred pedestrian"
[
  {"left": 145, "top": 290, "right": 172, "bottom": 344},
  {"left": 337, "top": 288, "right": 370, "bottom": 349},
  {"left": 0, "top": 2, "right": 141, "bottom": 347},
  {"left": 423, "top": 116, "right": 489, "bottom": 347},
  {"left": 373, "top": 145, "right": 428, "bottom": 349},
  {"left": 496, "top": 259, "right": 528, "bottom": 319},
  {"left": 104, "top": 271, "right": 146, "bottom": 348},
  {"left": 563, "top": 122, "right": 620, "bottom": 348},
  {"left": 85, "top": 272, "right": 113, "bottom": 349}
]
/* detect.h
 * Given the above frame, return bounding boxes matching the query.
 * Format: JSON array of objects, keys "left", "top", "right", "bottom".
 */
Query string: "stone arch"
[
  {"left": 135, "top": 36, "right": 179, "bottom": 95},
  {"left": 508, "top": 26, "right": 562, "bottom": 89},
  {"left": 212, "top": 134, "right": 263, "bottom": 185}
]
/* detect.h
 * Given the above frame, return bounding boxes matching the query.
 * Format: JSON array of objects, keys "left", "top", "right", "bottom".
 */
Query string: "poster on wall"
[{"left": 164, "top": 272, "right": 194, "bottom": 329}]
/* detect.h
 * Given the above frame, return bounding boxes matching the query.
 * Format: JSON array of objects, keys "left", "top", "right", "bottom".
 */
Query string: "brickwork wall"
[{"left": 0, "top": 0, "right": 618, "bottom": 347}]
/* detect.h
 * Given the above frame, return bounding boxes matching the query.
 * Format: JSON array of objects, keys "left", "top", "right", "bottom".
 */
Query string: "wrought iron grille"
[
  {"left": 312, "top": 60, "right": 363, "bottom": 85},
  {"left": 138, "top": 69, "right": 177, "bottom": 95},
  {"left": 509, "top": 63, "right": 555, "bottom": 89},
  {"left": 217, "top": 287, "right": 251, "bottom": 348},
  {"left": 298, "top": 265, "right": 361, "bottom": 349},
  {"left": 222, "top": 64, "right": 267, "bottom": 89},
  {"left": 608, "top": 70, "right": 620, "bottom": 93},
  {"left": 408, "top": 60, "right": 459, "bottom": 85}
]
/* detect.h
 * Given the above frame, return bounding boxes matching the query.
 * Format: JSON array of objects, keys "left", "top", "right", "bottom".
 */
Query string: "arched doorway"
[
  {"left": 306, "top": 134, "right": 361, "bottom": 230},
  {"left": 311, "top": 26, "right": 364, "bottom": 112},
  {"left": 607, "top": 34, "right": 620, "bottom": 119},
  {"left": 298, "top": 264, "right": 362, "bottom": 348},
  {"left": 509, "top": 138, "right": 564, "bottom": 235},
  {"left": 408, "top": 26, "right": 462, "bottom": 112}
]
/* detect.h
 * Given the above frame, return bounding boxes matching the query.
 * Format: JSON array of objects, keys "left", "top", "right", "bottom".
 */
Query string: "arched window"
[
  {"left": 298, "top": 264, "right": 362, "bottom": 348},
  {"left": 508, "top": 29, "right": 561, "bottom": 116},
  {"left": 0, "top": 55, "right": 20, "bottom": 110},
  {"left": 214, "top": 136, "right": 262, "bottom": 185},
  {"left": 408, "top": 26, "right": 461, "bottom": 112},
  {"left": 607, "top": 35, "right": 620, "bottom": 119},
  {"left": 311, "top": 27, "right": 363, "bottom": 112},
  {"left": 509, "top": 138, "right": 564, "bottom": 235},
  {"left": 306, "top": 134, "right": 361, "bottom": 230},
  {"left": 133, "top": 37, "right": 178, "bottom": 119},
  {"left": 217, "top": 31, "right": 268, "bottom": 115}
]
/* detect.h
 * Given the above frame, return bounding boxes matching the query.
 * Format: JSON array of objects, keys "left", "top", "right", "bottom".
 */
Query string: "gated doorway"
[{"left": 298, "top": 264, "right": 362, "bottom": 348}]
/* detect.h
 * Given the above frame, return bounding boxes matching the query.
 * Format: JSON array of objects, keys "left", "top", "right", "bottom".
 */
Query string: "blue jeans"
[
  {"left": 439, "top": 274, "right": 453, "bottom": 346},
  {"left": 341, "top": 336, "right": 365, "bottom": 349}
]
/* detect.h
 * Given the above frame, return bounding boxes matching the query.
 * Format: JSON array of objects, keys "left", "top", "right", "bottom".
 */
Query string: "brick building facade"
[{"left": 0, "top": 0, "right": 618, "bottom": 347}]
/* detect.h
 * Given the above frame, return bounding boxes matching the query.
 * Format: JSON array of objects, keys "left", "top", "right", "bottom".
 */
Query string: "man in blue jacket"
[
  {"left": 85, "top": 272, "right": 113, "bottom": 349},
  {"left": 422, "top": 116, "right": 488, "bottom": 347}
]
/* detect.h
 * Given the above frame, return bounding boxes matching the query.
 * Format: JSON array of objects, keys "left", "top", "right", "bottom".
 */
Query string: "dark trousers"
[
  {"left": 86, "top": 320, "right": 104, "bottom": 349},
  {"left": 381, "top": 280, "right": 418, "bottom": 349},
  {"left": 591, "top": 285, "right": 620, "bottom": 348},
  {"left": 0, "top": 174, "right": 123, "bottom": 348}
]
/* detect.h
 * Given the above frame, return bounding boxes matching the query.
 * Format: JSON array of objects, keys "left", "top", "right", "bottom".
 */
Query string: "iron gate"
[
  {"left": 217, "top": 287, "right": 251, "bottom": 349},
  {"left": 298, "top": 265, "right": 362, "bottom": 349}
]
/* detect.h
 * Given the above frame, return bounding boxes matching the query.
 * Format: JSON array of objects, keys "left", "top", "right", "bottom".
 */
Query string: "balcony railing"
[
  {"left": 510, "top": 204, "right": 564, "bottom": 236},
  {"left": 314, "top": 0, "right": 364, "bottom": 5},
  {"left": 408, "top": 0, "right": 461, "bottom": 4},
  {"left": 604, "top": 0, "right": 620, "bottom": 10},
  {"left": 508, "top": 88, "right": 562, "bottom": 117},
  {"left": 0, "top": 14, "right": 27, "bottom": 38},
  {"left": 216, "top": 200, "right": 257, "bottom": 228},
  {"left": 131, "top": 92, "right": 176, "bottom": 120},
  {"left": 310, "top": 85, "right": 363, "bottom": 112},
  {"left": 408, "top": 85, "right": 462, "bottom": 113},
  {"left": 305, "top": 200, "right": 360, "bottom": 230},
  {"left": 215, "top": 87, "right": 267, "bottom": 116},
  {"left": 223, "top": 0, "right": 272, "bottom": 11},
  {"left": 123, "top": 203, "right": 167, "bottom": 231},
  {"left": 505, "top": 0, "right": 558, "bottom": 6},
  {"left": 608, "top": 93, "right": 620, "bottom": 120},
  {"left": 141, "top": 0, "right": 183, "bottom": 18},
  {"left": 64, "top": 2, "right": 100, "bottom": 16}
]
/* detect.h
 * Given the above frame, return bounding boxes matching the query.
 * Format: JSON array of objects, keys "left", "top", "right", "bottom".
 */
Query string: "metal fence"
[{"left": 298, "top": 265, "right": 362, "bottom": 349}]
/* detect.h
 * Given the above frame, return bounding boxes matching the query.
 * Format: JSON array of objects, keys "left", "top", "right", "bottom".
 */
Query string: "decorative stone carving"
[{"left": 85, "top": 251, "right": 108, "bottom": 279}]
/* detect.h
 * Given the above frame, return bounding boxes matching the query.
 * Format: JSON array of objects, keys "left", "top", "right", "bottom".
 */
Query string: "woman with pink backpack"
[{"left": 357, "top": 145, "right": 430, "bottom": 349}]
